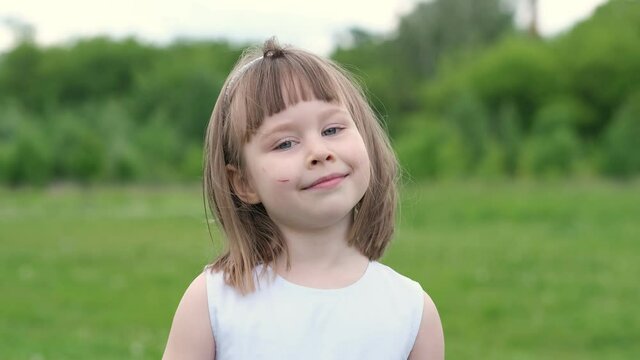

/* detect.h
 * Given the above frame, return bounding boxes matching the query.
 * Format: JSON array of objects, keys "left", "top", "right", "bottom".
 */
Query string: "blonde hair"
[{"left": 203, "top": 37, "right": 398, "bottom": 295}]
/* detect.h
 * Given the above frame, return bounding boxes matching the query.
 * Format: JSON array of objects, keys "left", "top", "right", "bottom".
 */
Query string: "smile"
[{"left": 303, "top": 173, "right": 348, "bottom": 190}]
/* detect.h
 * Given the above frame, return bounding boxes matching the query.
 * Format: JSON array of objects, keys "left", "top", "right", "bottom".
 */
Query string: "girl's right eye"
[{"left": 274, "top": 140, "right": 294, "bottom": 150}]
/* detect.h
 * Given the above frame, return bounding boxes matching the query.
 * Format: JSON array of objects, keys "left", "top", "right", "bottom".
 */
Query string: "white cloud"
[
  {"left": 0, "top": 0, "right": 415, "bottom": 55},
  {"left": 0, "top": 0, "right": 610, "bottom": 55}
]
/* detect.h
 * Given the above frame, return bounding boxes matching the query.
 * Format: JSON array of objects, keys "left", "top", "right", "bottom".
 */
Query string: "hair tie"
[{"left": 264, "top": 48, "right": 284, "bottom": 58}]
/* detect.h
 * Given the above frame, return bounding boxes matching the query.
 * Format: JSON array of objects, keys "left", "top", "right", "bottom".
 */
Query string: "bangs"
[{"left": 226, "top": 52, "right": 344, "bottom": 151}]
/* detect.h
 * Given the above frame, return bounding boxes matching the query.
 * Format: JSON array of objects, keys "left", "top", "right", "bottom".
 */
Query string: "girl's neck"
[{"left": 274, "top": 215, "right": 368, "bottom": 286}]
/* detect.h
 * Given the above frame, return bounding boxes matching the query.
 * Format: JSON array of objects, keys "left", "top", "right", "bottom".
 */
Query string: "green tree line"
[
  {"left": 1, "top": 0, "right": 639, "bottom": 186},
  {"left": 0, "top": 38, "right": 243, "bottom": 185}
]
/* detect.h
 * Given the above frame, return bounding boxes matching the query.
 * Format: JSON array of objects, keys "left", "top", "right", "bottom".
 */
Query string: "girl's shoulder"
[
  {"left": 202, "top": 263, "right": 275, "bottom": 301},
  {"left": 162, "top": 272, "right": 215, "bottom": 358},
  {"left": 371, "top": 262, "right": 445, "bottom": 359},
  {"left": 370, "top": 261, "right": 424, "bottom": 293}
]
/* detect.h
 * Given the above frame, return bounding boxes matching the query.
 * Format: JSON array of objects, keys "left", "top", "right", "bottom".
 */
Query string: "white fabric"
[{"left": 204, "top": 261, "right": 424, "bottom": 360}]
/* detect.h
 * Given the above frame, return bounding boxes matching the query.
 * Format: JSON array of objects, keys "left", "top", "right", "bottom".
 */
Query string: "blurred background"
[{"left": 1, "top": 0, "right": 639, "bottom": 358}]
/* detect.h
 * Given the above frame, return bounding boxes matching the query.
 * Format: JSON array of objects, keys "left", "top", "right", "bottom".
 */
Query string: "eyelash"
[
  {"left": 275, "top": 140, "right": 295, "bottom": 150},
  {"left": 321, "top": 127, "right": 339, "bottom": 136},
  {"left": 273, "top": 126, "right": 344, "bottom": 151}
]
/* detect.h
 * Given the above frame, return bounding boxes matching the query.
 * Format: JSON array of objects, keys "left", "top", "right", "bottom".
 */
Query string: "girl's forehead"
[
  {"left": 255, "top": 101, "right": 351, "bottom": 136},
  {"left": 229, "top": 59, "right": 353, "bottom": 143},
  {"left": 266, "top": 99, "right": 346, "bottom": 121},
  {"left": 254, "top": 100, "right": 349, "bottom": 135}
]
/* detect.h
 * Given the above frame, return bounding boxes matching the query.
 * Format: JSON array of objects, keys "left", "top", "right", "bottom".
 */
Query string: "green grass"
[{"left": 1, "top": 180, "right": 639, "bottom": 359}]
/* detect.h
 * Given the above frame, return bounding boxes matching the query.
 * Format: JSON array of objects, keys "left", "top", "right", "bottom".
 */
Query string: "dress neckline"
[{"left": 262, "top": 260, "right": 375, "bottom": 294}]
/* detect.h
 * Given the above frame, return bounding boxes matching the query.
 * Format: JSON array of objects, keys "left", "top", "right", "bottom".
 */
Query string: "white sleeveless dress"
[{"left": 204, "top": 260, "right": 424, "bottom": 360}]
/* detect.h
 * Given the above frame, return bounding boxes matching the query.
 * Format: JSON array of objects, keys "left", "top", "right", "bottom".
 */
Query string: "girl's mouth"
[{"left": 303, "top": 173, "right": 348, "bottom": 190}]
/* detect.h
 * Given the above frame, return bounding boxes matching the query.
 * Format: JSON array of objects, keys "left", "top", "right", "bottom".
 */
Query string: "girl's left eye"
[{"left": 322, "top": 127, "right": 342, "bottom": 136}]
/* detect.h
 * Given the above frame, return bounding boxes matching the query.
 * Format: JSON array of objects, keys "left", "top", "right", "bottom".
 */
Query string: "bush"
[
  {"left": 396, "top": 115, "right": 446, "bottom": 180},
  {"left": 520, "top": 101, "right": 584, "bottom": 178},
  {"left": 50, "top": 110, "right": 106, "bottom": 183},
  {"left": 600, "top": 92, "right": 640, "bottom": 177},
  {"left": 494, "top": 102, "right": 523, "bottom": 176},
  {"left": 180, "top": 142, "right": 205, "bottom": 182},
  {"left": 395, "top": 113, "right": 468, "bottom": 181},
  {"left": 553, "top": 0, "right": 640, "bottom": 137},
  {"left": 424, "top": 36, "right": 561, "bottom": 132},
  {"left": 0, "top": 102, "right": 53, "bottom": 186},
  {"left": 444, "top": 92, "right": 492, "bottom": 175},
  {"left": 88, "top": 101, "right": 144, "bottom": 182},
  {"left": 134, "top": 111, "right": 184, "bottom": 183}
]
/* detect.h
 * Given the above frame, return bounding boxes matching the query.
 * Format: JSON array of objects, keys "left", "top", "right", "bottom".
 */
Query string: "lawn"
[{"left": 1, "top": 179, "right": 638, "bottom": 359}]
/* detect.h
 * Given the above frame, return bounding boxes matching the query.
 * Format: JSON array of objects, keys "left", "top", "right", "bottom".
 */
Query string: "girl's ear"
[{"left": 226, "top": 164, "right": 261, "bottom": 204}]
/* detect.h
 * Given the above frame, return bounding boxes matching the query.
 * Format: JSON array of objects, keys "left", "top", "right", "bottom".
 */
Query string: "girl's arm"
[
  {"left": 408, "top": 292, "right": 445, "bottom": 360},
  {"left": 162, "top": 273, "right": 216, "bottom": 360}
]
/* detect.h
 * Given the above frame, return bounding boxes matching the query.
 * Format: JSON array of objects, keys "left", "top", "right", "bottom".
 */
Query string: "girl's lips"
[{"left": 303, "top": 174, "right": 348, "bottom": 190}]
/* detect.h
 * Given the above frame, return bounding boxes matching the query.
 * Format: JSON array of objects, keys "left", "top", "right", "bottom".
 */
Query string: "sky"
[{"left": 0, "top": 0, "right": 609, "bottom": 56}]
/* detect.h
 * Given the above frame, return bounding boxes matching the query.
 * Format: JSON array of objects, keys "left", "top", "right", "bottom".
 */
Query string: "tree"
[{"left": 392, "top": 0, "right": 515, "bottom": 80}]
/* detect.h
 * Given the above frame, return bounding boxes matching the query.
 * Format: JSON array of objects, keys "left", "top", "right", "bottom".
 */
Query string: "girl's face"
[{"left": 235, "top": 99, "right": 371, "bottom": 231}]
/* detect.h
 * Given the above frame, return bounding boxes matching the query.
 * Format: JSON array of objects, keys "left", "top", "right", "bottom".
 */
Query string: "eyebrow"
[{"left": 259, "top": 107, "right": 348, "bottom": 138}]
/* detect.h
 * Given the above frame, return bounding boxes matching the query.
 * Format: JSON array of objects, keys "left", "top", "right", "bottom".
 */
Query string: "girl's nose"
[{"left": 307, "top": 144, "right": 335, "bottom": 168}]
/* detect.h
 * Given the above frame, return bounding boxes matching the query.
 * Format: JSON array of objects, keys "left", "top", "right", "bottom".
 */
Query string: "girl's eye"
[
  {"left": 322, "top": 127, "right": 342, "bottom": 136},
  {"left": 275, "top": 140, "right": 294, "bottom": 150}
]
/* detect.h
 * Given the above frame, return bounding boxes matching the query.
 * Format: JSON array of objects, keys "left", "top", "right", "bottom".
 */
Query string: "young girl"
[{"left": 163, "top": 37, "right": 444, "bottom": 360}]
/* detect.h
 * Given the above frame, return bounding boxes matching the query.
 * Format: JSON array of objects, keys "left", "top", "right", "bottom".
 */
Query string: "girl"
[{"left": 163, "top": 37, "right": 444, "bottom": 360}]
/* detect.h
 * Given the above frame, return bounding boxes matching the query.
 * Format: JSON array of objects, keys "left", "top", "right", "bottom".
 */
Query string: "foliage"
[
  {"left": 392, "top": 0, "right": 514, "bottom": 79},
  {"left": 600, "top": 92, "right": 640, "bottom": 177},
  {"left": 0, "top": 38, "right": 243, "bottom": 186},
  {"left": 395, "top": 114, "right": 463, "bottom": 180},
  {"left": 332, "top": 0, "right": 515, "bottom": 131},
  {"left": 0, "top": 102, "right": 52, "bottom": 185},
  {"left": 50, "top": 109, "right": 107, "bottom": 183},
  {"left": 1, "top": 0, "right": 639, "bottom": 185},
  {"left": 402, "top": 0, "right": 640, "bottom": 180},
  {"left": 424, "top": 35, "right": 561, "bottom": 132},
  {"left": 551, "top": 0, "right": 640, "bottom": 137}
]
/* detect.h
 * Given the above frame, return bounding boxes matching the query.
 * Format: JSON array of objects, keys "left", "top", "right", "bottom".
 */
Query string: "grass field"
[{"left": 1, "top": 180, "right": 639, "bottom": 359}]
